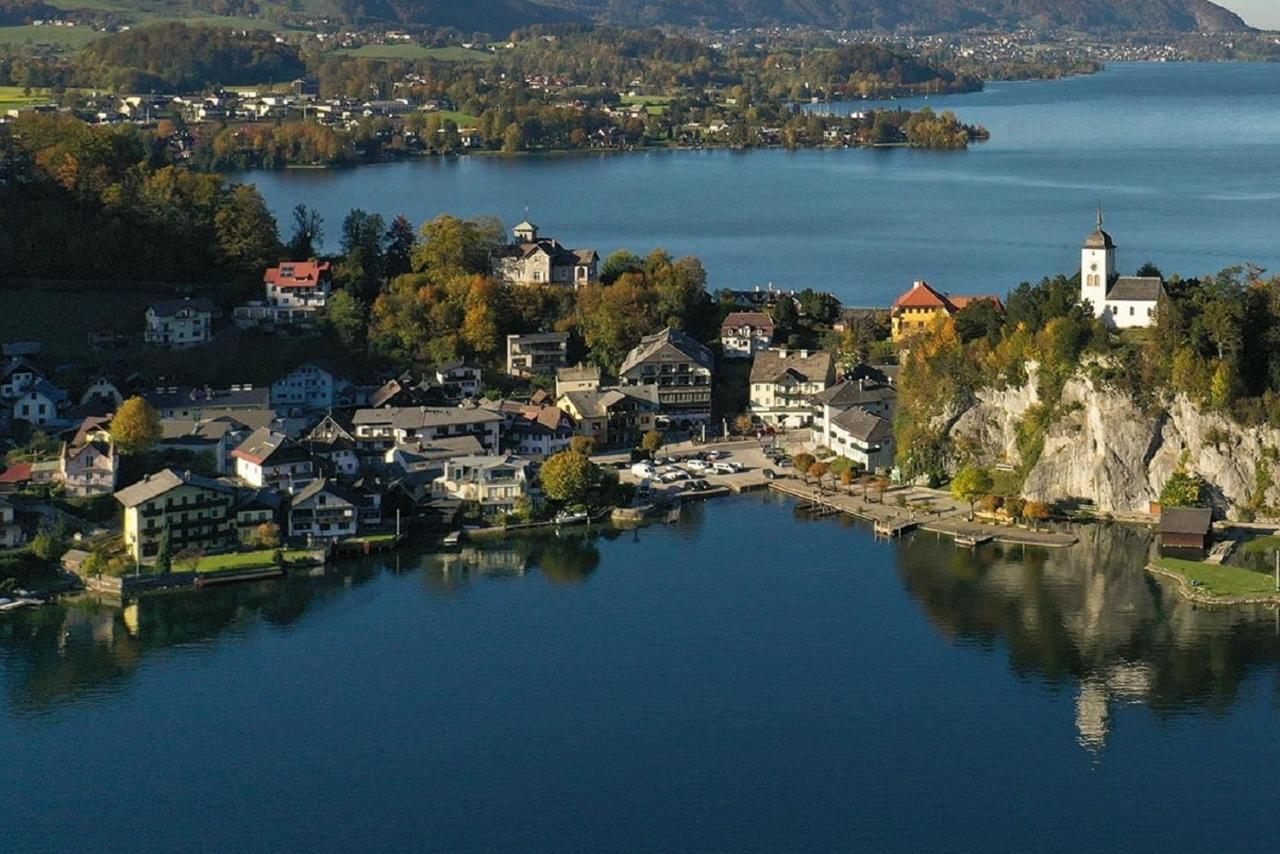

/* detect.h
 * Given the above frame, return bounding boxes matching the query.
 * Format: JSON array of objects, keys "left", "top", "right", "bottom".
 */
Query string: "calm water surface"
[
  {"left": 245, "top": 62, "right": 1280, "bottom": 303},
  {"left": 3, "top": 496, "right": 1280, "bottom": 852}
]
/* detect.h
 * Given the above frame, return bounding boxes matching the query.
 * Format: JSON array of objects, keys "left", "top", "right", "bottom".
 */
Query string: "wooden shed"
[{"left": 1158, "top": 507, "right": 1213, "bottom": 551}]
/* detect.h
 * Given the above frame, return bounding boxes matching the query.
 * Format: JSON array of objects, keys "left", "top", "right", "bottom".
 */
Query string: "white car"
[
  {"left": 631, "top": 462, "right": 656, "bottom": 478},
  {"left": 712, "top": 462, "right": 739, "bottom": 475},
  {"left": 684, "top": 459, "right": 709, "bottom": 472}
]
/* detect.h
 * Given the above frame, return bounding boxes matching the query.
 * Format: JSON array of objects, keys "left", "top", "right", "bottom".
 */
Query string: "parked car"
[
  {"left": 763, "top": 469, "right": 776, "bottom": 480},
  {"left": 631, "top": 462, "right": 656, "bottom": 478},
  {"left": 684, "top": 459, "right": 709, "bottom": 472}
]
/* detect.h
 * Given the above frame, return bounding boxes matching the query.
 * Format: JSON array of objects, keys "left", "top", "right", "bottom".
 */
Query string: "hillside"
[{"left": 383, "top": 0, "right": 1250, "bottom": 34}]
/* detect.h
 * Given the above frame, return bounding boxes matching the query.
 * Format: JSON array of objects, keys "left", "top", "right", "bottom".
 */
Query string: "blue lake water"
[
  {"left": 245, "top": 62, "right": 1280, "bottom": 304},
  {"left": 3, "top": 496, "right": 1280, "bottom": 852}
]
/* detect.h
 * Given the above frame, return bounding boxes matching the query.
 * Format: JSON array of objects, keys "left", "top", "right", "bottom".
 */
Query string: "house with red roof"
[
  {"left": 265, "top": 260, "right": 332, "bottom": 311},
  {"left": 890, "top": 280, "right": 1004, "bottom": 343}
]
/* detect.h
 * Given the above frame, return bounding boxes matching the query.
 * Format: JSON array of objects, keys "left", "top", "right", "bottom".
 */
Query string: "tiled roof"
[
  {"left": 750, "top": 349, "right": 833, "bottom": 385},
  {"left": 830, "top": 409, "right": 893, "bottom": 444},
  {"left": 1107, "top": 277, "right": 1165, "bottom": 302},
  {"left": 720, "top": 311, "right": 775, "bottom": 333},
  {"left": 264, "top": 260, "right": 332, "bottom": 288},
  {"left": 114, "top": 468, "right": 232, "bottom": 507},
  {"left": 619, "top": 327, "right": 714, "bottom": 376}
]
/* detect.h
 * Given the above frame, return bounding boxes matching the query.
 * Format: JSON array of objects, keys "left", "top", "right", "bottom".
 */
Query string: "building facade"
[
  {"left": 506, "top": 332, "right": 570, "bottom": 378},
  {"left": 144, "top": 298, "right": 215, "bottom": 349},
  {"left": 720, "top": 311, "right": 775, "bottom": 359},
  {"left": 617, "top": 328, "right": 714, "bottom": 426},
  {"left": 748, "top": 349, "right": 835, "bottom": 428},
  {"left": 116, "top": 469, "right": 235, "bottom": 563}
]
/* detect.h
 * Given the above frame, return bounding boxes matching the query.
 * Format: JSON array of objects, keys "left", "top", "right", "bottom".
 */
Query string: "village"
[{"left": 0, "top": 212, "right": 1244, "bottom": 604}]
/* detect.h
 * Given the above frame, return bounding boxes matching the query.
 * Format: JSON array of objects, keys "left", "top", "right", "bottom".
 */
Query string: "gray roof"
[
  {"left": 813, "top": 378, "right": 896, "bottom": 409},
  {"left": 1084, "top": 228, "right": 1115, "bottom": 250},
  {"left": 115, "top": 468, "right": 232, "bottom": 507},
  {"left": 148, "top": 297, "right": 216, "bottom": 317},
  {"left": 829, "top": 409, "right": 893, "bottom": 444},
  {"left": 560, "top": 386, "right": 658, "bottom": 417},
  {"left": 291, "top": 477, "right": 355, "bottom": 508},
  {"left": 750, "top": 349, "right": 833, "bottom": 385},
  {"left": 557, "top": 363, "right": 601, "bottom": 382},
  {"left": 158, "top": 418, "right": 234, "bottom": 442},
  {"left": 144, "top": 386, "right": 269, "bottom": 412},
  {"left": 1107, "top": 277, "right": 1165, "bottom": 302},
  {"left": 1158, "top": 507, "right": 1212, "bottom": 535},
  {"left": 618, "top": 327, "right": 714, "bottom": 376},
  {"left": 508, "top": 331, "right": 568, "bottom": 344},
  {"left": 351, "top": 406, "right": 502, "bottom": 429}
]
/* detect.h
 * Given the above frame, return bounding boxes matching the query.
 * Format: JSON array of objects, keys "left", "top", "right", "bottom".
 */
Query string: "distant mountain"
[{"left": 378, "top": 0, "right": 1249, "bottom": 34}]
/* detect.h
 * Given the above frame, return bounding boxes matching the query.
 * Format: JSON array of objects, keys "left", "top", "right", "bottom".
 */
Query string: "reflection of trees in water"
[
  {"left": 418, "top": 534, "right": 600, "bottom": 588},
  {"left": 0, "top": 570, "right": 378, "bottom": 714},
  {"left": 897, "top": 523, "right": 1280, "bottom": 748}
]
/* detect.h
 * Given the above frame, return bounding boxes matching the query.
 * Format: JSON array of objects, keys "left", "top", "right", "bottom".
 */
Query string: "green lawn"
[
  {"left": 193, "top": 549, "right": 312, "bottom": 573},
  {"left": 1157, "top": 557, "right": 1279, "bottom": 598},
  {"left": 0, "top": 85, "right": 52, "bottom": 112},
  {"left": 0, "top": 24, "right": 103, "bottom": 49},
  {"left": 338, "top": 44, "right": 493, "bottom": 62},
  {"left": 433, "top": 109, "right": 480, "bottom": 126}
]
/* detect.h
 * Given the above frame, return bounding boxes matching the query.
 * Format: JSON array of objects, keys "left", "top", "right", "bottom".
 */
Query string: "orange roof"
[
  {"left": 892, "top": 281, "right": 952, "bottom": 310},
  {"left": 0, "top": 462, "right": 33, "bottom": 484},
  {"left": 265, "top": 261, "right": 332, "bottom": 289},
  {"left": 893, "top": 281, "right": 1004, "bottom": 314}
]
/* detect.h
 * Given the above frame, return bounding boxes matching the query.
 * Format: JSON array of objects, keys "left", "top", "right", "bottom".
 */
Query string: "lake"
[
  {"left": 3, "top": 495, "right": 1280, "bottom": 853},
  {"left": 245, "top": 62, "right": 1280, "bottom": 305}
]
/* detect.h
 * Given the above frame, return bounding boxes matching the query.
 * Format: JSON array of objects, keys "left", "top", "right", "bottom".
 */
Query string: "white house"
[
  {"left": 12, "top": 379, "right": 68, "bottom": 426},
  {"left": 490, "top": 221, "right": 599, "bottom": 288},
  {"left": 822, "top": 409, "right": 895, "bottom": 472},
  {"left": 1080, "top": 210, "right": 1164, "bottom": 330},
  {"left": 59, "top": 438, "right": 118, "bottom": 497},
  {"left": 0, "top": 357, "right": 42, "bottom": 400},
  {"left": 434, "top": 362, "right": 482, "bottom": 401},
  {"left": 720, "top": 311, "right": 775, "bottom": 359},
  {"left": 351, "top": 406, "right": 503, "bottom": 453},
  {"left": 506, "top": 331, "right": 569, "bottom": 378},
  {"left": 749, "top": 349, "right": 835, "bottom": 428},
  {"left": 434, "top": 455, "right": 532, "bottom": 515},
  {"left": 231, "top": 428, "right": 315, "bottom": 492},
  {"left": 288, "top": 478, "right": 358, "bottom": 541},
  {"left": 270, "top": 363, "right": 351, "bottom": 414},
  {"left": 80, "top": 377, "right": 123, "bottom": 409},
  {"left": 144, "top": 297, "right": 215, "bottom": 348}
]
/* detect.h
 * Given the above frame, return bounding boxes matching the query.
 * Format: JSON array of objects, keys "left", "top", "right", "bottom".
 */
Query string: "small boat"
[
  {"left": 553, "top": 510, "right": 589, "bottom": 526},
  {"left": 442, "top": 531, "right": 462, "bottom": 548},
  {"left": 0, "top": 596, "right": 44, "bottom": 612},
  {"left": 954, "top": 533, "right": 992, "bottom": 548}
]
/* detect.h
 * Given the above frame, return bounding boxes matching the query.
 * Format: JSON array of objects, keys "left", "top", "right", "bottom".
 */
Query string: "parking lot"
[{"left": 598, "top": 439, "right": 789, "bottom": 498}]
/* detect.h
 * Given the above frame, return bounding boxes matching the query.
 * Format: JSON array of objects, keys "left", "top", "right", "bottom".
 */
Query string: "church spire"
[{"left": 1096, "top": 202, "right": 1103, "bottom": 230}]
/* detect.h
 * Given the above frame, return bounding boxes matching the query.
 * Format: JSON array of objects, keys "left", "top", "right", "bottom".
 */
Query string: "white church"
[{"left": 1080, "top": 210, "right": 1165, "bottom": 330}]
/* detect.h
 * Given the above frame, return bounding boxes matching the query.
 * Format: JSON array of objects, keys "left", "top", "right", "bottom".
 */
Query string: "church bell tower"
[{"left": 1081, "top": 206, "right": 1115, "bottom": 318}]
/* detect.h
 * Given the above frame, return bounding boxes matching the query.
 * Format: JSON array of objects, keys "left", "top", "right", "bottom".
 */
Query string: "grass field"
[
  {"left": 0, "top": 85, "right": 53, "bottom": 112},
  {"left": 0, "top": 24, "right": 103, "bottom": 49},
  {"left": 433, "top": 109, "right": 480, "bottom": 126},
  {"left": 1157, "top": 557, "right": 1279, "bottom": 598},
  {"left": 338, "top": 44, "right": 493, "bottom": 62},
  {"left": 620, "top": 94, "right": 671, "bottom": 115},
  {"left": 192, "top": 549, "right": 313, "bottom": 573}
]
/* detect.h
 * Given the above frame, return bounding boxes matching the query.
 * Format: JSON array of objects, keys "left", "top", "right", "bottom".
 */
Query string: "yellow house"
[
  {"left": 890, "top": 280, "right": 1004, "bottom": 343},
  {"left": 115, "top": 469, "right": 235, "bottom": 563}
]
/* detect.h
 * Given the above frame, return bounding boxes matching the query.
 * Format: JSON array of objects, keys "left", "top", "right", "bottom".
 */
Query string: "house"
[
  {"left": 617, "top": 328, "right": 715, "bottom": 426},
  {"left": 0, "top": 463, "right": 33, "bottom": 493},
  {"left": 368, "top": 375, "right": 439, "bottom": 409},
  {"left": 12, "top": 379, "right": 69, "bottom": 426},
  {"left": 749, "top": 349, "right": 835, "bottom": 428},
  {"left": 810, "top": 376, "right": 898, "bottom": 447},
  {"left": 481, "top": 399, "right": 576, "bottom": 458},
  {"left": 890, "top": 281, "right": 1004, "bottom": 343},
  {"left": 434, "top": 455, "right": 532, "bottom": 516},
  {"left": 491, "top": 221, "right": 598, "bottom": 288},
  {"left": 270, "top": 363, "right": 352, "bottom": 415},
  {"left": 0, "top": 357, "right": 42, "bottom": 399},
  {"left": 115, "top": 469, "right": 236, "bottom": 563},
  {"left": 59, "top": 437, "right": 118, "bottom": 496},
  {"left": 231, "top": 428, "right": 315, "bottom": 492},
  {"left": 823, "top": 409, "right": 895, "bottom": 472},
  {"left": 434, "top": 362, "right": 482, "bottom": 402},
  {"left": 231, "top": 490, "right": 283, "bottom": 544},
  {"left": 302, "top": 412, "right": 362, "bottom": 476},
  {"left": 350, "top": 406, "right": 503, "bottom": 453},
  {"left": 506, "top": 331, "right": 569, "bottom": 378},
  {"left": 720, "top": 311, "right": 775, "bottom": 359},
  {"left": 384, "top": 435, "right": 486, "bottom": 478},
  {"left": 265, "top": 260, "right": 332, "bottom": 311},
  {"left": 156, "top": 417, "right": 251, "bottom": 475},
  {"left": 288, "top": 478, "right": 359, "bottom": 541},
  {"left": 144, "top": 297, "right": 216, "bottom": 348},
  {"left": 556, "top": 363, "right": 602, "bottom": 396},
  {"left": 556, "top": 386, "right": 659, "bottom": 448},
  {"left": 1080, "top": 210, "right": 1165, "bottom": 330},
  {"left": 144, "top": 385, "right": 270, "bottom": 421},
  {"left": 80, "top": 377, "right": 123, "bottom": 409},
  {"left": 0, "top": 496, "right": 23, "bottom": 549},
  {"left": 1158, "top": 507, "right": 1213, "bottom": 551}
]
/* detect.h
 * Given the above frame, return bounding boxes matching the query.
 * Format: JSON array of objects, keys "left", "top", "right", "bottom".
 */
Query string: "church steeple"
[{"left": 1081, "top": 206, "right": 1116, "bottom": 319}]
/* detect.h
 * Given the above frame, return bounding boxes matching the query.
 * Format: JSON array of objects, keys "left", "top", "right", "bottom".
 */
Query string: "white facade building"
[{"left": 1080, "top": 211, "right": 1164, "bottom": 330}]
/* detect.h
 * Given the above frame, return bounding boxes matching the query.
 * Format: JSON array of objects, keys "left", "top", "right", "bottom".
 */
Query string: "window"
[{"left": 1129, "top": 306, "right": 1134, "bottom": 316}]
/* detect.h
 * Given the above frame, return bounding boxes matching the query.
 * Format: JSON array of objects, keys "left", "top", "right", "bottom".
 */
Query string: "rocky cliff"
[{"left": 947, "top": 368, "right": 1280, "bottom": 518}]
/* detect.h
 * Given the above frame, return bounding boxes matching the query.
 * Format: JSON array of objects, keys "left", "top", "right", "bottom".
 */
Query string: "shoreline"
[{"left": 1145, "top": 562, "right": 1280, "bottom": 607}]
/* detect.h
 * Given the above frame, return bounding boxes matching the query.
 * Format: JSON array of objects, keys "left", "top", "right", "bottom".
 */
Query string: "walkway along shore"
[{"left": 768, "top": 479, "right": 1078, "bottom": 548}]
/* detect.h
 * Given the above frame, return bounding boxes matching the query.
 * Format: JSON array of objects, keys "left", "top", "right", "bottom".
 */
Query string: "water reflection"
[
  {"left": 3, "top": 507, "right": 1279, "bottom": 752},
  {"left": 895, "top": 523, "right": 1280, "bottom": 750}
]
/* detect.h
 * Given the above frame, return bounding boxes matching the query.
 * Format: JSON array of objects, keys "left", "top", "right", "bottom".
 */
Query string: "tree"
[
  {"left": 176, "top": 547, "right": 204, "bottom": 574},
  {"left": 155, "top": 524, "right": 172, "bottom": 573},
  {"left": 641, "top": 430, "right": 665, "bottom": 454},
  {"left": 600, "top": 250, "right": 643, "bottom": 285},
  {"left": 250, "top": 522, "right": 282, "bottom": 549},
  {"left": 286, "top": 203, "right": 324, "bottom": 259},
  {"left": 214, "top": 184, "right": 281, "bottom": 274},
  {"left": 733, "top": 414, "right": 755, "bottom": 435},
  {"left": 951, "top": 465, "right": 993, "bottom": 519},
  {"left": 325, "top": 289, "right": 365, "bottom": 349},
  {"left": 337, "top": 207, "right": 386, "bottom": 302},
  {"left": 1023, "top": 501, "right": 1051, "bottom": 531},
  {"left": 1210, "top": 359, "right": 1235, "bottom": 411},
  {"left": 569, "top": 435, "right": 596, "bottom": 456},
  {"left": 412, "top": 214, "right": 504, "bottom": 278},
  {"left": 384, "top": 214, "right": 416, "bottom": 278},
  {"left": 808, "top": 461, "right": 829, "bottom": 486},
  {"left": 29, "top": 521, "right": 68, "bottom": 563},
  {"left": 541, "top": 450, "right": 599, "bottom": 504},
  {"left": 772, "top": 296, "right": 799, "bottom": 332},
  {"left": 1159, "top": 470, "right": 1207, "bottom": 508},
  {"left": 793, "top": 453, "right": 815, "bottom": 480},
  {"left": 111, "top": 396, "right": 162, "bottom": 455},
  {"left": 1136, "top": 262, "right": 1163, "bottom": 279}
]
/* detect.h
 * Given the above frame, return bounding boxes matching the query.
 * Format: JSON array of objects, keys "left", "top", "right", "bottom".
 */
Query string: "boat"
[
  {"left": 442, "top": 531, "right": 463, "bottom": 548},
  {"left": 0, "top": 596, "right": 45, "bottom": 612},
  {"left": 954, "top": 533, "right": 993, "bottom": 548},
  {"left": 553, "top": 510, "right": 590, "bottom": 526}
]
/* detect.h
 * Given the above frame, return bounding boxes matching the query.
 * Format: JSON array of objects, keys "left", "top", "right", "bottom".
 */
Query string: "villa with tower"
[
  {"left": 490, "top": 220, "right": 599, "bottom": 288},
  {"left": 1080, "top": 210, "right": 1165, "bottom": 329}
]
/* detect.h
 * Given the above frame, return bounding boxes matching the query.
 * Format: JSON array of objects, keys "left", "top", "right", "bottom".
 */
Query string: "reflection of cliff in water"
[{"left": 896, "top": 523, "right": 1280, "bottom": 749}]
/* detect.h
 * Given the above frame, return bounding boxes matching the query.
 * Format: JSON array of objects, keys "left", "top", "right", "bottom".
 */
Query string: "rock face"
[{"left": 948, "top": 373, "right": 1280, "bottom": 518}]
